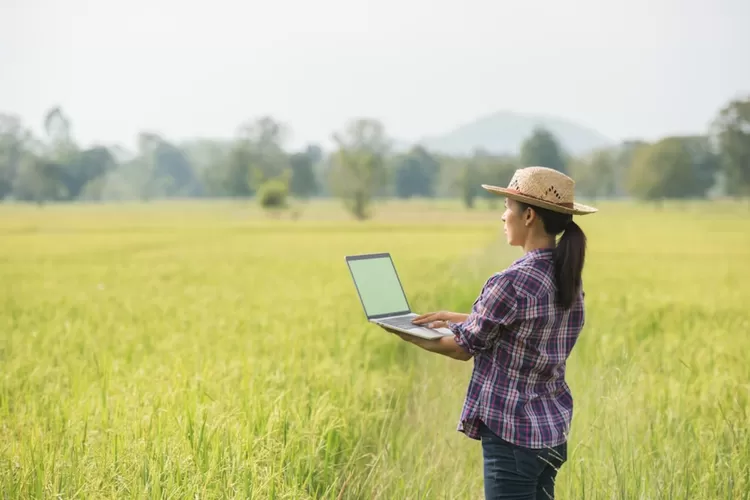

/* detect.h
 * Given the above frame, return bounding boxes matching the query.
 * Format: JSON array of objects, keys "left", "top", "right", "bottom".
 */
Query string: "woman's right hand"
[{"left": 411, "top": 311, "right": 466, "bottom": 329}]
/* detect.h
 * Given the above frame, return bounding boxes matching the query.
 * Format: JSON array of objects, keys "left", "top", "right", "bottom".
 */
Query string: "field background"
[{"left": 1, "top": 200, "right": 749, "bottom": 499}]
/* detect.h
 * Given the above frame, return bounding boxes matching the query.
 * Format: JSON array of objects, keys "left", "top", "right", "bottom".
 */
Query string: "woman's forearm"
[{"left": 449, "top": 313, "right": 470, "bottom": 323}]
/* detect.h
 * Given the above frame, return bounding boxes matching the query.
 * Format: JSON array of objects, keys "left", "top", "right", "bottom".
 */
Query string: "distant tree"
[
  {"left": 627, "top": 137, "right": 715, "bottom": 200},
  {"left": 679, "top": 136, "right": 720, "bottom": 195},
  {"left": 43, "top": 107, "right": 77, "bottom": 164},
  {"left": 152, "top": 141, "right": 199, "bottom": 196},
  {"left": 12, "top": 156, "right": 68, "bottom": 204},
  {"left": 0, "top": 114, "right": 28, "bottom": 199},
  {"left": 393, "top": 146, "right": 440, "bottom": 198},
  {"left": 520, "top": 127, "right": 567, "bottom": 172},
  {"left": 257, "top": 176, "right": 290, "bottom": 211},
  {"left": 612, "top": 140, "right": 648, "bottom": 197},
  {"left": 520, "top": 127, "right": 567, "bottom": 174},
  {"left": 61, "top": 146, "right": 117, "bottom": 199},
  {"left": 236, "top": 116, "right": 290, "bottom": 190},
  {"left": 712, "top": 96, "right": 750, "bottom": 196},
  {"left": 219, "top": 145, "right": 255, "bottom": 198},
  {"left": 459, "top": 160, "right": 481, "bottom": 209},
  {"left": 476, "top": 152, "right": 518, "bottom": 208},
  {"left": 289, "top": 146, "right": 319, "bottom": 199},
  {"left": 127, "top": 132, "right": 198, "bottom": 200},
  {"left": 433, "top": 154, "right": 464, "bottom": 198},
  {"left": 305, "top": 144, "right": 323, "bottom": 165},
  {"left": 181, "top": 139, "right": 232, "bottom": 197},
  {"left": 330, "top": 118, "right": 389, "bottom": 220},
  {"left": 570, "top": 148, "right": 617, "bottom": 199}
]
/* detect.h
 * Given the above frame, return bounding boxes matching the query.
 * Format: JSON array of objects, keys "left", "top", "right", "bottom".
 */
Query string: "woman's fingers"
[
  {"left": 411, "top": 312, "right": 435, "bottom": 323},
  {"left": 428, "top": 320, "right": 450, "bottom": 329},
  {"left": 412, "top": 312, "right": 440, "bottom": 324}
]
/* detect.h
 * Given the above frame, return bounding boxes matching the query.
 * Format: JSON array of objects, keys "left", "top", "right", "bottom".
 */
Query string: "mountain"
[{"left": 415, "top": 111, "right": 613, "bottom": 157}]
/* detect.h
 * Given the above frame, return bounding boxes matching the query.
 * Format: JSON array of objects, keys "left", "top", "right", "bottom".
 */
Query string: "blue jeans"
[{"left": 479, "top": 422, "right": 567, "bottom": 500}]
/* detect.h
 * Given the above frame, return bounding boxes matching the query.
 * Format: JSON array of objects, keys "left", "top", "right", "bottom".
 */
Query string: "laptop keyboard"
[{"left": 378, "top": 316, "right": 422, "bottom": 329}]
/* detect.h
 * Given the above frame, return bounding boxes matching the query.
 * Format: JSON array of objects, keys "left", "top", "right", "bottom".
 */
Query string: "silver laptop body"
[{"left": 346, "top": 252, "right": 453, "bottom": 340}]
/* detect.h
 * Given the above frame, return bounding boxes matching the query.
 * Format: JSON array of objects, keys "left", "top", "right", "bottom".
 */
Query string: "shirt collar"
[{"left": 520, "top": 248, "right": 554, "bottom": 262}]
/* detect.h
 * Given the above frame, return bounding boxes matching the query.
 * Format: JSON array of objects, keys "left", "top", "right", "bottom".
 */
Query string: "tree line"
[{"left": 1, "top": 96, "right": 748, "bottom": 219}]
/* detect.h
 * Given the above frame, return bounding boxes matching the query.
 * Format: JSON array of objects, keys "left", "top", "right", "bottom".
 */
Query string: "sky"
[{"left": 1, "top": 0, "right": 749, "bottom": 151}]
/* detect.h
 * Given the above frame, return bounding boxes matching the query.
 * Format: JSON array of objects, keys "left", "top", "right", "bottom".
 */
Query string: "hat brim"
[{"left": 481, "top": 184, "right": 598, "bottom": 215}]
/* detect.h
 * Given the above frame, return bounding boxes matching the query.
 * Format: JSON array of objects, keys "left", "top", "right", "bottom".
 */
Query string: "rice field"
[{"left": 1, "top": 199, "right": 749, "bottom": 499}]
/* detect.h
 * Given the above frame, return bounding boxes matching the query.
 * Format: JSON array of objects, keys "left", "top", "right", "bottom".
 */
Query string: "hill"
[{"left": 415, "top": 111, "right": 613, "bottom": 156}]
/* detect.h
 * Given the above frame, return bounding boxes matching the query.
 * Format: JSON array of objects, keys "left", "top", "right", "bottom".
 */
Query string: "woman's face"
[{"left": 501, "top": 198, "right": 529, "bottom": 246}]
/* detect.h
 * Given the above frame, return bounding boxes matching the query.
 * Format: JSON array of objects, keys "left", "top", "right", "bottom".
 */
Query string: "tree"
[
  {"left": 612, "top": 140, "right": 649, "bottom": 197},
  {"left": 61, "top": 146, "right": 117, "bottom": 199},
  {"left": 289, "top": 146, "right": 319, "bottom": 199},
  {"left": 680, "top": 136, "right": 720, "bottom": 196},
  {"left": 43, "top": 107, "right": 77, "bottom": 164},
  {"left": 236, "top": 116, "right": 290, "bottom": 190},
  {"left": 712, "top": 96, "right": 750, "bottom": 196},
  {"left": 258, "top": 176, "right": 290, "bottom": 211},
  {"left": 520, "top": 127, "right": 567, "bottom": 174},
  {"left": 570, "top": 148, "right": 617, "bottom": 199},
  {"left": 152, "top": 141, "right": 199, "bottom": 196},
  {"left": 12, "top": 156, "right": 67, "bottom": 204},
  {"left": 0, "top": 114, "right": 28, "bottom": 199},
  {"left": 627, "top": 137, "right": 715, "bottom": 200},
  {"left": 219, "top": 145, "right": 254, "bottom": 198},
  {"left": 433, "top": 154, "right": 465, "bottom": 198},
  {"left": 330, "top": 118, "right": 389, "bottom": 220},
  {"left": 393, "top": 146, "right": 440, "bottom": 199},
  {"left": 476, "top": 152, "right": 517, "bottom": 207},
  {"left": 459, "top": 160, "right": 481, "bottom": 209},
  {"left": 127, "top": 132, "right": 198, "bottom": 200}
]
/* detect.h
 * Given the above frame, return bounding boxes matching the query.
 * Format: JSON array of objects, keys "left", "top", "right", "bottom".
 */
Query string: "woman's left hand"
[{"left": 378, "top": 325, "right": 419, "bottom": 343}]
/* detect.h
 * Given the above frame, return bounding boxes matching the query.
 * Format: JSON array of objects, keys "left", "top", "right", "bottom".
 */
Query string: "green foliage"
[
  {"left": 571, "top": 148, "right": 617, "bottom": 199},
  {"left": 0, "top": 98, "right": 743, "bottom": 204},
  {"left": 330, "top": 118, "right": 389, "bottom": 220},
  {"left": 257, "top": 176, "right": 290, "bottom": 210},
  {"left": 459, "top": 160, "right": 480, "bottom": 209},
  {"left": 519, "top": 127, "right": 567, "bottom": 173},
  {"left": 61, "top": 146, "right": 117, "bottom": 199},
  {"left": 712, "top": 96, "right": 750, "bottom": 196},
  {"left": 43, "top": 106, "right": 77, "bottom": 163},
  {"left": 457, "top": 150, "right": 517, "bottom": 209},
  {"left": 218, "top": 145, "right": 254, "bottom": 198},
  {"left": 612, "top": 140, "right": 649, "bottom": 197},
  {"left": 12, "top": 157, "right": 68, "bottom": 204},
  {"left": 476, "top": 152, "right": 518, "bottom": 207},
  {"left": 238, "top": 116, "right": 290, "bottom": 191},
  {"left": 628, "top": 137, "right": 719, "bottom": 201},
  {"left": 0, "top": 114, "right": 27, "bottom": 199},
  {"left": 679, "top": 136, "right": 721, "bottom": 195},
  {"left": 393, "top": 146, "right": 440, "bottom": 199},
  {"left": 289, "top": 146, "right": 320, "bottom": 199}
]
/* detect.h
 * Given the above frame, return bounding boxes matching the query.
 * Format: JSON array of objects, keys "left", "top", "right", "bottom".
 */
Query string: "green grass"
[{"left": 1, "top": 199, "right": 748, "bottom": 499}]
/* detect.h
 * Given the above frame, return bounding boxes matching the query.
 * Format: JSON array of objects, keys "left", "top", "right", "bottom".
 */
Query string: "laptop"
[{"left": 346, "top": 252, "right": 454, "bottom": 340}]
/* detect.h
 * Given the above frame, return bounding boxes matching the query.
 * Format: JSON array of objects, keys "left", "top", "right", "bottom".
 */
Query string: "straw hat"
[{"left": 482, "top": 166, "right": 597, "bottom": 215}]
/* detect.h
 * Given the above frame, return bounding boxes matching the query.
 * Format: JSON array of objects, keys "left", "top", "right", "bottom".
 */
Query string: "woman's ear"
[{"left": 525, "top": 207, "right": 535, "bottom": 227}]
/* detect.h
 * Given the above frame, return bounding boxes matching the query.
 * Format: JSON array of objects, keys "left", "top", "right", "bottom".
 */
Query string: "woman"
[{"left": 384, "top": 166, "right": 597, "bottom": 500}]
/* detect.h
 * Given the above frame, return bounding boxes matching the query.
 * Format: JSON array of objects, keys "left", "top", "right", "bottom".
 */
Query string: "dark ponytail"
[
  {"left": 517, "top": 202, "right": 587, "bottom": 309},
  {"left": 553, "top": 221, "right": 586, "bottom": 309}
]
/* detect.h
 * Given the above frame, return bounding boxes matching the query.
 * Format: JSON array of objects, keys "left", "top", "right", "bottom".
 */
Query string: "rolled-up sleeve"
[{"left": 450, "top": 272, "right": 518, "bottom": 355}]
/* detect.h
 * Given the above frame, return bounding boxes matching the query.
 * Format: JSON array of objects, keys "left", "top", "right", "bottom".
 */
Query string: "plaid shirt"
[{"left": 448, "top": 248, "right": 585, "bottom": 449}]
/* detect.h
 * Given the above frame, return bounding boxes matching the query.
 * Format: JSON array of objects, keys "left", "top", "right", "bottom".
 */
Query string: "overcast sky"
[{"left": 1, "top": 0, "right": 748, "bottom": 150}]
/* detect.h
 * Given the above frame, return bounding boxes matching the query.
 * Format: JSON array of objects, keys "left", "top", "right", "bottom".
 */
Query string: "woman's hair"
[{"left": 517, "top": 201, "right": 587, "bottom": 309}]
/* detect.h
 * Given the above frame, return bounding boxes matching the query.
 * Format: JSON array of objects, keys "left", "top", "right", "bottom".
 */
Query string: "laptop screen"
[{"left": 347, "top": 255, "right": 410, "bottom": 318}]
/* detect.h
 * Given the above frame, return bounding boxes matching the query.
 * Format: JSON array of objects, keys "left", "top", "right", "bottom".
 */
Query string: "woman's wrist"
[{"left": 448, "top": 312, "right": 468, "bottom": 323}]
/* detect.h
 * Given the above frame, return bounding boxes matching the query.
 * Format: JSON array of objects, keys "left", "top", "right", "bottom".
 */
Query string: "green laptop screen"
[{"left": 349, "top": 256, "right": 410, "bottom": 317}]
